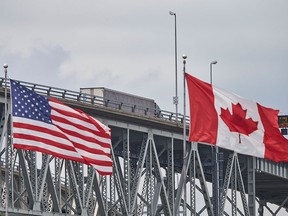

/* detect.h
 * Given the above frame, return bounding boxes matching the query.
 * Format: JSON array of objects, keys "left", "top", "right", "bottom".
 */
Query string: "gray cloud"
[
  {"left": 0, "top": 0, "right": 287, "bottom": 114},
  {"left": 0, "top": 46, "right": 70, "bottom": 86}
]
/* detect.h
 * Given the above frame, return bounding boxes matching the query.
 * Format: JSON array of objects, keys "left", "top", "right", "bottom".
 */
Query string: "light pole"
[
  {"left": 210, "top": 60, "right": 217, "bottom": 84},
  {"left": 169, "top": 11, "right": 178, "bottom": 121}
]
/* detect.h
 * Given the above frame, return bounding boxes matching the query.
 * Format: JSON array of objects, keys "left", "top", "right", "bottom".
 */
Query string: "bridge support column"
[
  {"left": 167, "top": 138, "right": 174, "bottom": 214},
  {"left": 258, "top": 200, "right": 264, "bottom": 216},
  {"left": 248, "top": 156, "right": 256, "bottom": 216}
]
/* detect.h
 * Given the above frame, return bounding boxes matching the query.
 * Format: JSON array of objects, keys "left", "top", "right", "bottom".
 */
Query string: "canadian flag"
[{"left": 185, "top": 73, "right": 288, "bottom": 162}]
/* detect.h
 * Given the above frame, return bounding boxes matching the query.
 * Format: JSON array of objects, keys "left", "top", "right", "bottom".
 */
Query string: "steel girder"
[
  {"left": 0, "top": 103, "right": 288, "bottom": 215},
  {"left": 0, "top": 119, "right": 220, "bottom": 215}
]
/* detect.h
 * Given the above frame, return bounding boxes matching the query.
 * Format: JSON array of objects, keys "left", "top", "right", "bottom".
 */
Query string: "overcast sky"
[{"left": 1, "top": 0, "right": 288, "bottom": 115}]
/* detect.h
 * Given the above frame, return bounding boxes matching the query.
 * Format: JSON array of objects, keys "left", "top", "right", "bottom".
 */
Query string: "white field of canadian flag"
[{"left": 185, "top": 73, "right": 288, "bottom": 162}]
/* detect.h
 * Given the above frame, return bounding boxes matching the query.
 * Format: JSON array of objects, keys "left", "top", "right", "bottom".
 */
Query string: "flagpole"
[
  {"left": 3, "top": 64, "right": 9, "bottom": 216},
  {"left": 182, "top": 54, "right": 187, "bottom": 216},
  {"left": 210, "top": 61, "right": 221, "bottom": 216}
]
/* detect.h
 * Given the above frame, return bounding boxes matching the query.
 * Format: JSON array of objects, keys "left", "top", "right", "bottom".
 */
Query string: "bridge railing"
[
  {"left": 0, "top": 77, "right": 190, "bottom": 124},
  {"left": 256, "top": 157, "right": 288, "bottom": 179}
]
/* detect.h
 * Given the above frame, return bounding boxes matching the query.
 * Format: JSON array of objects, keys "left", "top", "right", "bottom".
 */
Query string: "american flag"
[{"left": 10, "top": 80, "right": 113, "bottom": 175}]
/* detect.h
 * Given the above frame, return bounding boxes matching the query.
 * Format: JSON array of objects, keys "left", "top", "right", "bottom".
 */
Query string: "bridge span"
[{"left": 0, "top": 78, "right": 287, "bottom": 215}]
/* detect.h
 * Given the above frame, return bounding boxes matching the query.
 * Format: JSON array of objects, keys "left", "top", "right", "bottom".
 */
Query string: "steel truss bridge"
[{"left": 0, "top": 78, "right": 287, "bottom": 216}]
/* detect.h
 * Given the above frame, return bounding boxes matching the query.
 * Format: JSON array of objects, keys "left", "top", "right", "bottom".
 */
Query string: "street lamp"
[
  {"left": 210, "top": 60, "right": 217, "bottom": 84},
  {"left": 169, "top": 11, "right": 178, "bottom": 121}
]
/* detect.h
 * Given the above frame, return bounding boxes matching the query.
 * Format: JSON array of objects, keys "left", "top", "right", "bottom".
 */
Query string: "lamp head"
[
  {"left": 3, "top": 64, "right": 8, "bottom": 69},
  {"left": 169, "top": 11, "right": 175, "bottom": 15},
  {"left": 182, "top": 54, "right": 187, "bottom": 59},
  {"left": 211, "top": 61, "right": 217, "bottom": 65}
]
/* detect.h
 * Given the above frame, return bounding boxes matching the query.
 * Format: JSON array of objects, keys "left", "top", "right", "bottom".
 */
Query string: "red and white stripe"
[{"left": 13, "top": 98, "right": 113, "bottom": 175}]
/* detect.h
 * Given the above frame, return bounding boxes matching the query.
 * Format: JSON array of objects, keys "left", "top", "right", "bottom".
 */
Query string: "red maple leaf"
[{"left": 220, "top": 103, "right": 258, "bottom": 143}]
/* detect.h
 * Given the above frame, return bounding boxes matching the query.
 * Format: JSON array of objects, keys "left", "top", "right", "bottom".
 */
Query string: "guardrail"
[{"left": 0, "top": 77, "right": 190, "bottom": 124}]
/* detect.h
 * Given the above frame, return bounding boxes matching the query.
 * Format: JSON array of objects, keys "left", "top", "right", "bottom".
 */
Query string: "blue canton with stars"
[{"left": 10, "top": 80, "right": 52, "bottom": 124}]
